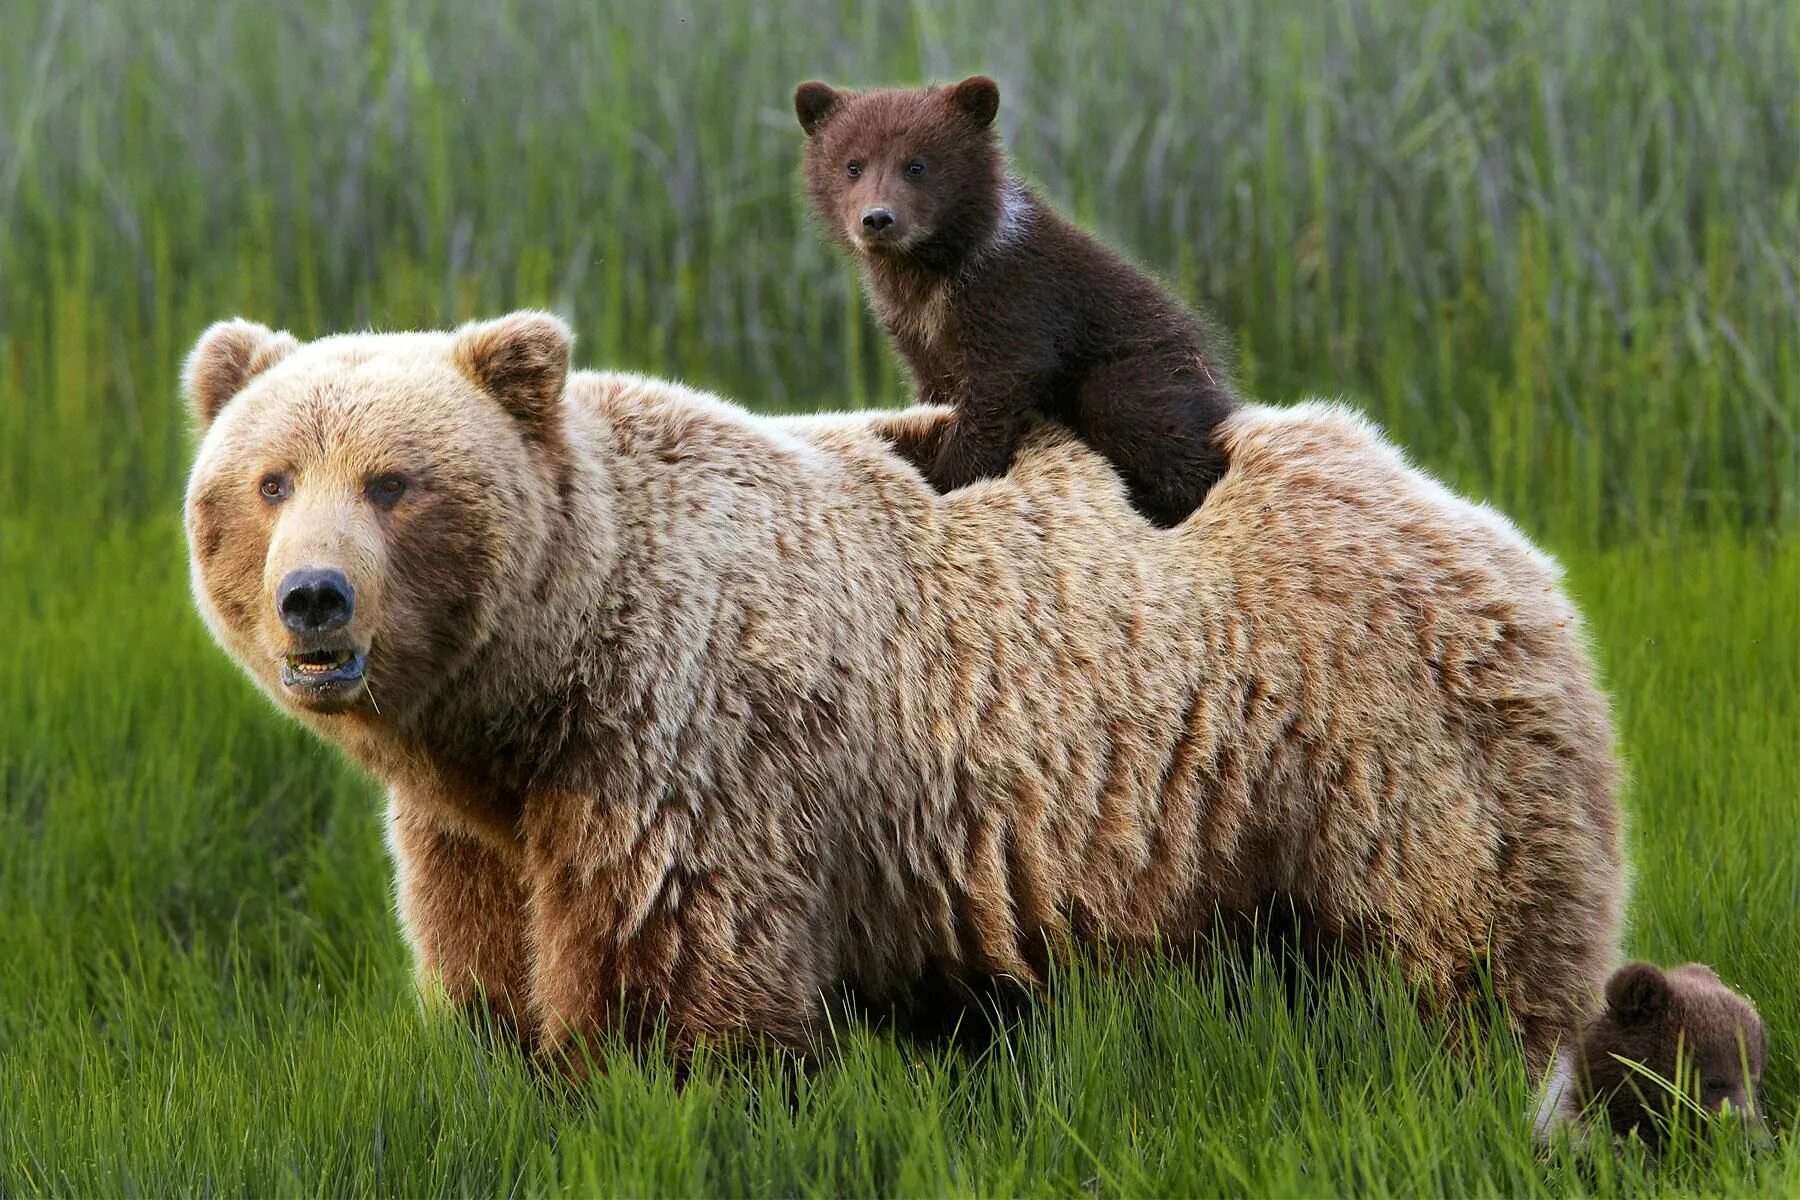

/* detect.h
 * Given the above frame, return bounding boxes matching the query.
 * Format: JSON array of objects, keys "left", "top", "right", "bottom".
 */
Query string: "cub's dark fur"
[{"left": 795, "top": 75, "right": 1237, "bottom": 527}]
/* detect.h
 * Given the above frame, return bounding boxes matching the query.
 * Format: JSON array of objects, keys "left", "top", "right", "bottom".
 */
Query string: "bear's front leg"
[
  {"left": 386, "top": 798, "right": 534, "bottom": 1044},
  {"left": 520, "top": 804, "right": 829, "bottom": 1079}
]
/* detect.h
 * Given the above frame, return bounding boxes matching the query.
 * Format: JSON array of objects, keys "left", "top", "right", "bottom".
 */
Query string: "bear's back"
[{"left": 763, "top": 398, "right": 1620, "bottom": 999}]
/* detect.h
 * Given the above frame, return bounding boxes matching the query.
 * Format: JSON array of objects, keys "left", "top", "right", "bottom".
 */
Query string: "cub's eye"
[
  {"left": 366, "top": 473, "right": 409, "bottom": 508},
  {"left": 906, "top": 160, "right": 925, "bottom": 177},
  {"left": 846, "top": 161, "right": 862, "bottom": 179},
  {"left": 258, "top": 473, "right": 290, "bottom": 502}
]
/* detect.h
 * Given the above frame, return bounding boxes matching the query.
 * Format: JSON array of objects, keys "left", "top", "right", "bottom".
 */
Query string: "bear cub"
[
  {"left": 1540, "top": 961, "right": 1768, "bottom": 1149},
  {"left": 794, "top": 75, "right": 1238, "bottom": 528}
]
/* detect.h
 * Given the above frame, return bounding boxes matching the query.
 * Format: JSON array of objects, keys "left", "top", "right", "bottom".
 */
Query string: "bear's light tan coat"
[{"left": 183, "top": 314, "right": 1623, "bottom": 1072}]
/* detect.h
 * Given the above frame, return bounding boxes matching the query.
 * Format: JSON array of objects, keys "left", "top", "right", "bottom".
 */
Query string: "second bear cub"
[
  {"left": 1538, "top": 961, "right": 1767, "bottom": 1150},
  {"left": 795, "top": 75, "right": 1237, "bottom": 527}
]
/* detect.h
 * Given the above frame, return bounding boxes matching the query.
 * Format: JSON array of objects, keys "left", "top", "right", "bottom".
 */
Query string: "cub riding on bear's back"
[{"left": 794, "top": 75, "right": 1238, "bottom": 528}]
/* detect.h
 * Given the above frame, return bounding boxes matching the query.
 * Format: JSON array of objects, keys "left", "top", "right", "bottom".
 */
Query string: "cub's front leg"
[
  {"left": 386, "top": 797, "right": 534, "bottom": 1044},
  {"left": 866, "top": 405, "right": 955, "bottom": 477},
  {"left": 924, "top": 386, "right": 1033, "bottom": 494}
]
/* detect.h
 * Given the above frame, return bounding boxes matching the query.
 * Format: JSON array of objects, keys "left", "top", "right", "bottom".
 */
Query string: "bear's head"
[
  {"left": 794, "top": 75, "right": 1005, "bottom": 267},
  {"left": 182, "top": 312, "right": 577, "bottom": 722},
  {"left": 1578, "top": 961, "right": 1767, "bottom": 1144}
]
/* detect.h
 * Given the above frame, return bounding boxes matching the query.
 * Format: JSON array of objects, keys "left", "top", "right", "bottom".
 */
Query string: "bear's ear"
[
  {"left": 1606, "top": 962, "right": 1671, "bottom": 1026},
  {"left": 182, "top": 319, "right": 298, "bottom": 428},
  {"left": 794, "top": 81, "right": 845, "bottom": 136},
  {"left": 945, "top": 75, "right": 1000, "bottom": 128},
  {"left": 451, "top": 311, "right": 573, "bottom": 427}
]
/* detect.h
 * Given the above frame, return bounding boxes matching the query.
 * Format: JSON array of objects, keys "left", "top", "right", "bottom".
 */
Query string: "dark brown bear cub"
[
  {"left": 1540, "top": 961, "right": 1768, "bottom": 1149},
  {"left": 794, "top": 75, "right": 1237, "bottom": 528}
]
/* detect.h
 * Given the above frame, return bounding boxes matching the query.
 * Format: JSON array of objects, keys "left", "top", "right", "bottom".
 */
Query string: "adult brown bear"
[{"left": 182, "top": 312, "right": 1623, "bottom": 1077}]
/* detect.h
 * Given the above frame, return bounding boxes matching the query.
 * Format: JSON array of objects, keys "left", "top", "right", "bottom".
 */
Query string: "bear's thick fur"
[{"left": 183, "top": 312, "right": 1623, "bottom": 1074}]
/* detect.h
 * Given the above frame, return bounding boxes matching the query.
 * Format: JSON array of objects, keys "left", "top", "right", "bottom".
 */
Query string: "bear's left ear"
[
  {"left": 945, "top": 75, "right": 1000, "bottom": 128},
  {"left": 451, "top": 311, "right": 573, "bottom": 428},
  {"left": 182, "top": 318, "right": 299, "bottom": 428},
  {"left": 1606, "top": 962, "right": 1671, "bottom": 1027}
]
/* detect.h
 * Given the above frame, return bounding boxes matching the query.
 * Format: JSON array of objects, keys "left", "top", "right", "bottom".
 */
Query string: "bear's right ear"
[
  {"left": 451, "top": 311, "right": 573, "bottom": 428},
  {"left": 1606, "top": 962, "right": 1671, "bottom": 1026},
  {"left": 794, "top": 81, "right": 844, "bottom": 136},
  {"left": 182, "top": 319, "right": 298, "bottom": 428}
]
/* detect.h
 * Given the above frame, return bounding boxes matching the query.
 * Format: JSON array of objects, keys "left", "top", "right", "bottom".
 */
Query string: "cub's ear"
[
  {"left": 1606, "top": 962, "right": 1671, "bottom": 1026},
  {"left": 794, "top": 81, "right": 845, "bottom": 136},
  {"left": 946, "top": 75, "right": 1000, "bottom": 128},
  {"left": 451, "top": 311, "right": 573, "bottom": 427},
  {"left": 182, "top": 319, "right": 298, "bottom": 428}
]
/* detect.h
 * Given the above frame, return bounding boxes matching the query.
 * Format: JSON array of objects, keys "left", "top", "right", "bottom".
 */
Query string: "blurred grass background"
[
  {"left": 3, "top": 0, "right": 1795, "bottom": 535},
  {"left": 1, "top": 0, "right": 1796, "bottom": 1195}
]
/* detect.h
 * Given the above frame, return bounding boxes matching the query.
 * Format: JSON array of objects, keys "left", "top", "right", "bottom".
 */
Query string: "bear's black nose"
[
  {"left": 861, "top": 207, "right": 896, "bottom": 232},
  {"left": 278, "top": 567, "right": 355, "bottom": 634}
]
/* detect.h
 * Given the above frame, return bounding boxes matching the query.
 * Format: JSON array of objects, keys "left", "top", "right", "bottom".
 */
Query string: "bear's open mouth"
[{"left": 280, "top": 647, "right": 366, "bottom": 694}]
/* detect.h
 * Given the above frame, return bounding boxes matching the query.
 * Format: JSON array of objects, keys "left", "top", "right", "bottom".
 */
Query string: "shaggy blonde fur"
[{"left": 183, "top": 313, "right": 1624, "bottom": 1074}]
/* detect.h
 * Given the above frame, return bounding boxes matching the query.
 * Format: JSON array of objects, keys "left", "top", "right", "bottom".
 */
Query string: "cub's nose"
[
  {"left": 861, "top": 207, "right": 896, "bottom": 233},
  {"left": 277, "top": 567, "right": 354, "bottom": 634}
]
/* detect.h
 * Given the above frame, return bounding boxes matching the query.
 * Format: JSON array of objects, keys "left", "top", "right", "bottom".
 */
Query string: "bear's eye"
[
  {"left": 846, "top": 161, "right": 862, "bottom": 179},
  {"left": 366, "top": 473, "right": 409, "bottom": 508},
  {"left": 906, "top": 160, "right": 925, "bottom": 178},
  {"left": 258, "top": 473, "right": 291, "bottom": 503}
]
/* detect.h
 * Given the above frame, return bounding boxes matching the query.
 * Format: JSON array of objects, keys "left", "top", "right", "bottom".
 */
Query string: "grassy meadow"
[{"left": 2, "top": 0, "right": 1796, "bottom": 1195}]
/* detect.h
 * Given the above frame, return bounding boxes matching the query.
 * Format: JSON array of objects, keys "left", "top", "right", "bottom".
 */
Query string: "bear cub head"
[
  {"left": 182, "top": 312, "right": 578, "bottom": 722},
  {"left": 1576, "top": 961, "right": 1767, "bottom": 1145},
  {"left": 794, "top": 75, "right": 1007, "bottom": 269}
]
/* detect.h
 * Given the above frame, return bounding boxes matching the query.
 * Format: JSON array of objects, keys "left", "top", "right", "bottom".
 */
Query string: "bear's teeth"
[{"left": 289, "top": 651, "right": 351, "bottom": 673}]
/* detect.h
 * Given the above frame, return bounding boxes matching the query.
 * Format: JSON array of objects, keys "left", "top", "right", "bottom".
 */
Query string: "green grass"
[{"left": 1, "top": 0, "right": 1796, "bottom": 1195}]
